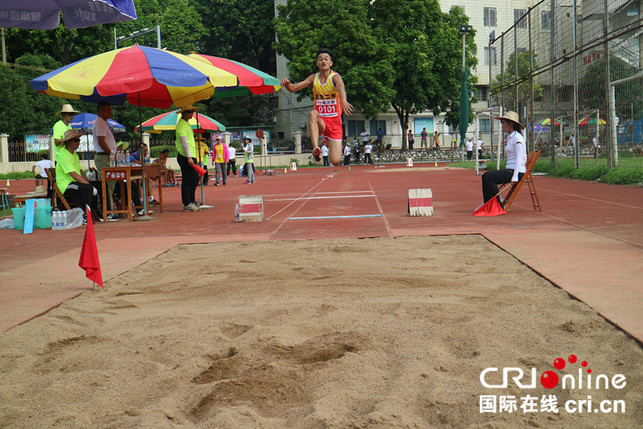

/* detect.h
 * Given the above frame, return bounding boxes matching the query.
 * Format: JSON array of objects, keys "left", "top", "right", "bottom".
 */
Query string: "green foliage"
[
  {"left": 275, "top": 0, "right": 477, "bottom": 149},
  {"left": 0, "top": 171, "right": 34, "bottom": 179},
  {"left": 578, "top": 55, "right": 642, "bottom": 119},
  {"left": 599, "top": 168, "right": 643, "bottom": 185},
  {"left": 570, "top": 166, "right": 608, "bottom": 181},
  {"left": 490, "top": 50, "right": 543, "bottom": 110}
]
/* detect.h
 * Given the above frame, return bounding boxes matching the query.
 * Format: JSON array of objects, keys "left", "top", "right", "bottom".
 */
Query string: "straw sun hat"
[
  {"left": 177, "top": 105, "right": 200, "bottom": 114},
  {"left": 495, "top": 111, "right": 524, "bottom": 129},
  {"left": 61, "top": 129, "right": 87, "bottom": 143},
  {"left": 58, "top": 104, "right": 79, "bottom": 115}
]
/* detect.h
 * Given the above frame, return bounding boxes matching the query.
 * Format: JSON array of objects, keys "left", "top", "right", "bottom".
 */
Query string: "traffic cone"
[
  {"left": 434, "top": 161, "right": 438, "bottom": 167},
  {"left": 348, "top": 166, "right": 351, "bottom": 171},
  {"left": 6, "top": 179, "right": 9, "bottom": 186},
  {"left": 284, "top": 167, "right": 287, "bottom": 174}
]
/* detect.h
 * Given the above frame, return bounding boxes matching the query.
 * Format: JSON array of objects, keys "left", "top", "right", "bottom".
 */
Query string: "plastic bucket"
[
  {"left": 12, "top": 207, "right": 25, "bottom": 230},
  {"left": 34, "top": 207, "right": 52, "bottom": 229}
]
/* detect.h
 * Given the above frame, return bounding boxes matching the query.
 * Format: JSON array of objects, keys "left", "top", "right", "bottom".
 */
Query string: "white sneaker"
[{"left": 184, "top": 203, "right": 200, "bottom": 212}]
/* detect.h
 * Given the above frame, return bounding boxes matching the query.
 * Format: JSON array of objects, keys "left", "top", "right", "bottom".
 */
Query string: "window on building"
[
  {"left": 480, "top": 118, "right": 491, "bottom": 133},
  {"left": 370, "top": 120, "right": 386, "bottom": 137},
  {"left": 484, "top": 47, "right": 497, "bottom": 66},
  {"left": 347, "top": 121, "right": 365, "bottom": 138},
  {"left": 484, "top": 8, "right": 497, "bottom": 27},
  {"left": 514, "top": 9, "right": 527, "bottom": 29},
  {"left": 542, "top": 10, "right": 551, "bottom": 30},
  {"left": 477, "top": 86, "right": 489, "bottom": 102}
]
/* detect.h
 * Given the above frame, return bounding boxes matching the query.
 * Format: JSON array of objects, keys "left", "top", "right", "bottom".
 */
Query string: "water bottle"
[
  {"left": 51, "top": 211, "right": 59, "bottom": 230},
  {"left": 61, "top": 211, "right": 68, "bottom": 229},
  {"left": 234, "top": 203, "right": 240, "bottom": 222},
  {"left": 125, "top": 149, "right": 131, "bottom": 166},
  {"left": 109, "top": 151, "right": 116, "bottom": 167}
]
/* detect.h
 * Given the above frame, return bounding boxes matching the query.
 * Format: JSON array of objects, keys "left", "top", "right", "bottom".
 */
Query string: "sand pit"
[{"left": 0, "top": 235, "right": 641, "bottom": 428}]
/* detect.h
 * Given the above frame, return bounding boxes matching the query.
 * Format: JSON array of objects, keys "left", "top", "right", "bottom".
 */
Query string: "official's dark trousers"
[
  {"left": 482, "top": 169, "right": 524, "bottom": 203},
  {"left": 177, "top": 154, "right": 199, "bottom": 206}
]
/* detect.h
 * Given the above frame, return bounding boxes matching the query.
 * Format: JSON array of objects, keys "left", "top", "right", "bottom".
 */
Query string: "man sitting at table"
[
  {"left": 153, "top": 149, "right": 176, "bottom": 186},
  {"left": 55, "top": 129, "right": 101, "bottom": 224}
]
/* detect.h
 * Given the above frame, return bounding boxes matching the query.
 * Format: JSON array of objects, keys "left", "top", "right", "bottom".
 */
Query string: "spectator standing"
[
  {"left": 227, "top": 143, "right": 237, "bottom": 176},
  {"left": 213, "top": 136, "right": 229, "bottom": 186},
  {"left": 477, "top": 137, "right": 484, "bottom": 159},
  {"left": 175, "top": 105, "right": 201, "bottom": 212},
  {"left": 407, "top": 130, "right": 414, "bottom": 150},
  {"left": 321, "top": 142, "right": 329, "bottom": 166},
  {"left": 364, "top": 141, "right": 373, "bottom": 164},
  {"left": 360, "top": 128, "right": 369, "bottom": 146},
  {"left": 451, "top": 131, "right": 457, "bottom": 149},
  {"left": 243, "top": 137, "right": 255, "bottom": 184},
  {"left": 93, "top": 102, "right": 119, "bottom": 221},
  {"left": 420, "top": 128, "right": 428, "bottom": 149},
  {"left": 376, "top": 128, "right": 384, "bottom": 147},
  {"left": 433, "top": 131, "right": 440, "bottom": 150},
  {"left": 466, "top": 138, "right": 474, "bottom": 160},
  {"left": 52, "top": 104, "right": 78, "bottom": 158},
  {"left": 343, "top": 142, "right": 351, "bottom": 165}
]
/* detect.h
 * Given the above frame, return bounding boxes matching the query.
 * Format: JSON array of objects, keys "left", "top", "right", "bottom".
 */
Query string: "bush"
[
  {"left": 571, "top": 166, "right": 608, "bottom": 181},
  {"left": 0, "top": 171, "right": 33, "bottom": 180},
  {"left": 599, "top": 168, "right": 643, "bottom": 185}
]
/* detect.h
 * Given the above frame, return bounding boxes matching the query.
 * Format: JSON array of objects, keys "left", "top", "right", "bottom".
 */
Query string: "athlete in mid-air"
[{"left": 280, "top": 48, "right": 354, "bottom": 166}]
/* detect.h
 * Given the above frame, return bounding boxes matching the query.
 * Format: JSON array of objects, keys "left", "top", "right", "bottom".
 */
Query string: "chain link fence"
[{"left": 489, "top": 0, "right": 642, "bottom": 169}]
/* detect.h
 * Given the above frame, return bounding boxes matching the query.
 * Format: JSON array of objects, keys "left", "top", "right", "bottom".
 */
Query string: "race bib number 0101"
[{"left": 316, "top": 99, "right": 338, "bottom": 118}]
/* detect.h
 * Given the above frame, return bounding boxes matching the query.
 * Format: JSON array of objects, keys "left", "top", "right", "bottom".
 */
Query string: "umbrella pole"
[{"left": 134, "top": 92, "right": 156, "bottom": 222}]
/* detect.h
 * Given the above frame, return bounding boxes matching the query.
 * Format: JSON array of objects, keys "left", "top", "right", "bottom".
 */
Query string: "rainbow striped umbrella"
[
  {"left": 188, "top": 54, "right": 281, "bottom": 98},
  {"left": 578, "top": 116, "right": 606, "bottom": 126},
  {"left": 536, "top": 118, "right": 564, "bottom": 127},
  {"left": 135, "top": 110, "right": 225, "bottom": 133},
  {"left": 31, "top": 45, "right": 239, "bottom": 108}
]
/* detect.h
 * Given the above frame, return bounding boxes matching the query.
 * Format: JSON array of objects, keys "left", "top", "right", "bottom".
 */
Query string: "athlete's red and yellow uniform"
[{"left": 313, "top": 71, "right": 343, "bottom": 141}]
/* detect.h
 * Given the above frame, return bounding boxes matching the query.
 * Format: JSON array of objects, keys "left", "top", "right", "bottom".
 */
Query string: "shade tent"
[
  {"left": 135, "top": 111, "right": 225, "bottom": 134},
  {"left": 0, "top": 0, "right": 137, "bottom": 30}
]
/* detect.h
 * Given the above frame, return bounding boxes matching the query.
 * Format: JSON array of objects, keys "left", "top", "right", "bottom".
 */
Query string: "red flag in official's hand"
[
  {"left": 473, "top": 197, "right": 507, "bottom": 217},
  {"left": 192, "top": 163, "right": 206, "bottom": 176},
  {"left": 79, "top": 206, "right": 103, "bottom": 287}
]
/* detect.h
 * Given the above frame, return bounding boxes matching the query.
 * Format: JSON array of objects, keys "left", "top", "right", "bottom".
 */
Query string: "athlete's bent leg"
[
  {"left": 328, "top": 139, "right": 342, "bottom": 166},
  {"left": 308, "top": 110, "right": 325, "bottom": 150}
]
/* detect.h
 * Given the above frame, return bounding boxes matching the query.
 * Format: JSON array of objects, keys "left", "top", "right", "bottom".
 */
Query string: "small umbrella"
[
  {"left": 536, "top": 118, "right": 564, "bottom": 127},
  {"left": 188, "top": 54, "right": 281, "bottom": 97},
  {"left": 578, "top": 116, "right": 606, "bottom": 126},
  {"left": 0, "top": 0, "right": 137, "bottom": 30},
  {"left": 135, "top": 110, "right": 225, "bottom": 133},
  {"left": 70, "top": 113, "right": 126, "bottom": 133}
]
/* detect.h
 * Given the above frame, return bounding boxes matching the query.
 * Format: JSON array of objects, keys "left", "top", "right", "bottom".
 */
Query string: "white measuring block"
[
  {"left": 406, "top": 158, "right": 413, "bottom": 167},
  {"left": 408, "top": 188, "right": 433, "bottom": 216},
  {"left": 238, "top": 195, "right": 264, "bottom": 222},
  {"left": 290, "top": 162, "right": 298, "bottom": 171}
]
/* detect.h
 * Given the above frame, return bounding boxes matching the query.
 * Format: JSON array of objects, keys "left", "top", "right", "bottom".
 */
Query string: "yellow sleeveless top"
[{"left": 312, "top": 71, "right": 342, "bottom": 118}]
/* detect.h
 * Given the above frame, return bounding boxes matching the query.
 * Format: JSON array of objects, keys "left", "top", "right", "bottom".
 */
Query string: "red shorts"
[{"left": 320, "top": 114, "right": 343, "bottom": 141}]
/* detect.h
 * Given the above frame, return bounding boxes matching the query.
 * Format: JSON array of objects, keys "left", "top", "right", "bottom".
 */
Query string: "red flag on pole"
[
  {"left": 192, "top": 164, "right": 206, "bottom": 176},
  {"left": 79, "top": 206, "right": 103, "bottom": 287},
  {"left": 473, "top": 197, "right": 507, "bottom": 216}
]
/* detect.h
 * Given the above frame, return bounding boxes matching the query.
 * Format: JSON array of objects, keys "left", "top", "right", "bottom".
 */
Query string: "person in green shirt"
[
  {"left": 175, "top": 105, "right": 200, "bottom": 212},
  {"left": 52, "top": 104, "right": 78, "bottom": 159},
  {"left": 56, "top": 129, "right": 100, "bottom": 224}
]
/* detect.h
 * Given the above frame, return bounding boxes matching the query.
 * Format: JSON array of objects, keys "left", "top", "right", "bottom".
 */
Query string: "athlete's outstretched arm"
[
  {"left": 280, "top": 74, "right": 315, "bottom": 93},
  {"left": 333, "top": 73, "right": 354, "bottom": 115}
]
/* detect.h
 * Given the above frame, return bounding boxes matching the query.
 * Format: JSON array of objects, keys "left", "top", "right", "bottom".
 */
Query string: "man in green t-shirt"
[
  {"left": 56, "top": 129, "right": 100, "bottom": 224},
  {"left": 52, "top": 104, "right": 78, "bottom": 159},
  {"left": 175, "top": 105, "right": 200, "bottom": 212}
]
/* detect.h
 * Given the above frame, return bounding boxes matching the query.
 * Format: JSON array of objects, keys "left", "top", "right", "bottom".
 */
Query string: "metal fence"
[{"left": 489, "top": 0, "right": 642, "bottom": 169}]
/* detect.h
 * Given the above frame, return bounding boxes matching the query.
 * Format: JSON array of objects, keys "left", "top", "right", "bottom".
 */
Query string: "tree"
[
  {"left": 490, "top": 50, "right": 543, "bottom": 112},
  {"left": 578, "top": 55, "right": 642, "bottom": 120},
  {"left": 275, "top": 0, "right": 477, "bottom": 149}
]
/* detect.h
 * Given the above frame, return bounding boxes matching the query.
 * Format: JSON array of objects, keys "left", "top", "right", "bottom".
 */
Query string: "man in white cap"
[
  {"left": 52, "top": 104, "right": 78, "bottom": 158},
  {"left": 93, "top": 101, "right": 120, "bottom": 220}
]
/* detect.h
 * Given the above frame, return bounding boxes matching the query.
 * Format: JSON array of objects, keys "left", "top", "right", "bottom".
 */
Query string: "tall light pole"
[
  {"left": 459, "top": 24, "right": 472, "bottom": 161},
  {"left": 114, "top": 25, "right": 161, "bottom": 49}
]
